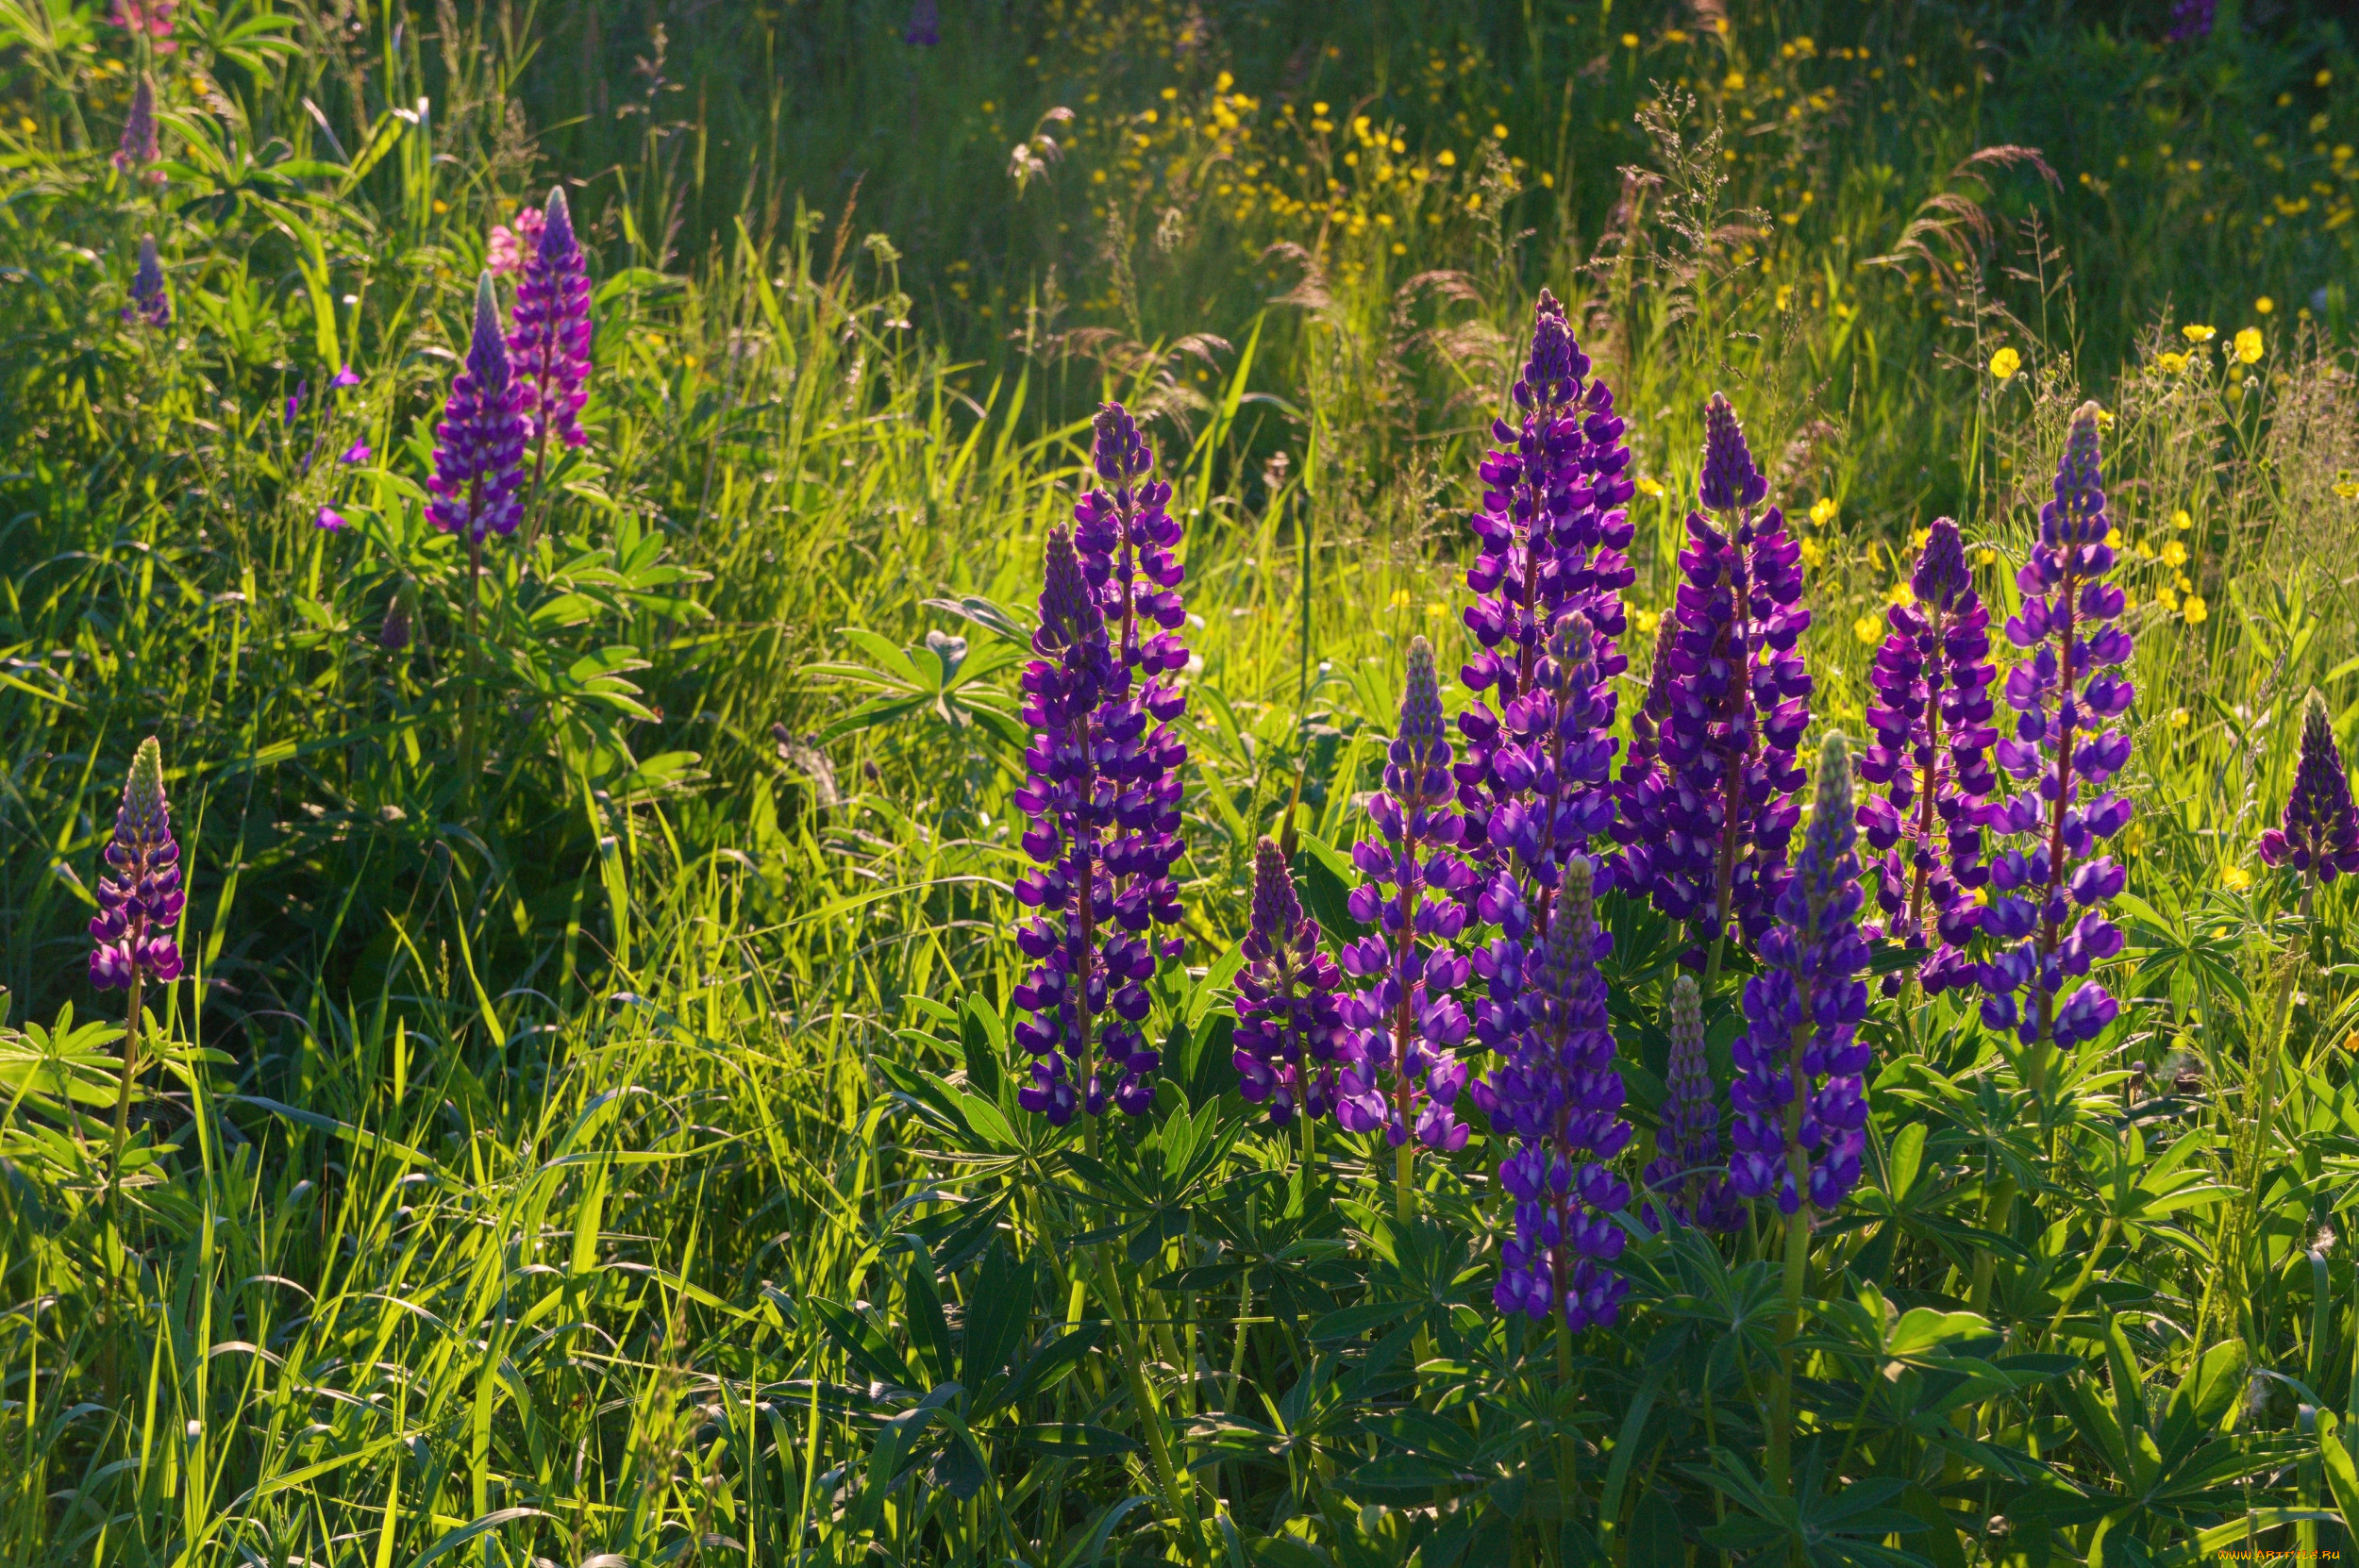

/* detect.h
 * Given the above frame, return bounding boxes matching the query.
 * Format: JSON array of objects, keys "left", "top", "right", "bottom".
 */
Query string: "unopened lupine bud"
[
  {"left": 1232, "top": 840, "right": 1348, "bottom": 1126},
  {"left": 1642, "top": 974, "right": 1740, "bottom": 1229},
  {"left": 2260, "top": 691, "right": 2359, "bottom": 881},
  {"left": 114, "top": 74, "right": 160, "bottom": 178},
  {"left": 127, "top": 234, "right": 171, "bottom": 328}
]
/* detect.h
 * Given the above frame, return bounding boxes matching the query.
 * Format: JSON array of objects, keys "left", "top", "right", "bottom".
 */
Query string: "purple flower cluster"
[
  {"left": 1232, "top": 840, "right": 1347, "bottom": 1126},
  {"left": 1011, "top": 405, "right": 1189, "bottom": 1123},
  {"left": 1857, "top": 518, "right": 1999, "bottom": 993},
  {"left": 508, "top": 187, "right": 593, "bottom": 455},
  {"left": 114, "top": 74, "right": 159, "bottom": 178},
  {"left": 90, "top": 739, "right": 185, "bottom": 991},
  {"left": 1979, "top": 405, "right": 2133, "bottom": 1051},
  {"left": 1623, "top": 393, "right": 1813, "bottom": 952},
  {"left": 2166, "top": 0, "right": 2216, "bottom": 42},
  {"left": 427, "top": 275, "right": 529, "bottom": 544},
  {"left": 1642, "top": 974, "right": 1740, "bottom": 1230},
  {"left": 1456, "top": 291, "right": 1635, "bottom": 863},
  {"left": 126, "top": 234, "right": 170, "bottom": 328},
  {"left": 2260, "top": 691, "right": 2359, "bottom": 883},
  {"left": 1336, "top": 638, "right": 1479, "bottom": 1150},
  {"left": 1729, "top": 734, "right": 1872, "bottom": 1215},
  {"left": 1480, "top": 856, "right": 1632, "bottom": 1328}
]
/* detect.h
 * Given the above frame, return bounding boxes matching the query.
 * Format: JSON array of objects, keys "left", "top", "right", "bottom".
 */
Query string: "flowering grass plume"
[
  {"left": 1730, "top": 734, "right": 1871, "bottom": 1215},
  {"left": 114, "top": 74, "right": 159, "bottom": 177},
  {"left": 427, "top": 274, "right": 529, "bottom": 544},
  {"left": 508, "top": 187, "right": 593, "bottom": 454},
  {"left": 1629, "top": 392, "right": 1812, "bottom": 957},
  {"left": 2260, "top": 690, "right": 2359, "bottom": 884},
  {"left": 91, "top": 738, "right": 185, "bottom": 991},
  {"left": 1337, "top": 638, "right": 1478, "bottom": 1151},
  {"left": 1980, "top": 404, "right": 2133, "bottom": 1055},
  {"left": 1857, "top": 518, "right": 1999, "bottom": 993},
  {"left": 1232, "top": 839, "right": 1347, "bottom": 1126},
  {"left": 1012, "top": 405, "right": 1189, "bottom": 1122},
  {"left": 127, "top": 234, "right": 170, "bottom": 328},
  {"left": 1456, "top": 290, "right": 1635, "bottom": 862},
  {"left": 1480, "top": 856, "right": 1632, "bottom": 1328},
  {"left": 1642, "top": 974, "right": 1740, "bottom": 1230}
]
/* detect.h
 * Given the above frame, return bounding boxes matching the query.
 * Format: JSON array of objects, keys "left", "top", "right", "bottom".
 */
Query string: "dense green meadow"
[{"left": 6, "top": 0, "right": 2359, "bottom": 1561}]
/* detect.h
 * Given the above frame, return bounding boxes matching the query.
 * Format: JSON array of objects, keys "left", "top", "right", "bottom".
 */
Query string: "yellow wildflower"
[
  {"left": 1635, "top": 608, "right": 1663, "bottom": 634},
  {"left": 1425, "top": 602, "right": 1447, "bottom": 618},
  {"left": 1724, "top": 71, "right": 1747, "bottom": 91},
  {"left": 2156, "top": 585, "right": 2180, "bottom": 611},
  {"left": 1635, "top": 475, "right": 1666, "bottom": 498},
  {"left": 2182, "top": 323, "right": 2216, "bottom": 343},
  {"left": 1436, "top": 148, "right": 1456, "bottom": 167},
  {"left": 1886, "top": 582, "right": 1916, "bottom": 608},
  {"left": 2255, "top": 295, "right": 2275, "bottom": 314},
  {"left": 2221, "top": 865, "right": 2252, "bottom": 892},
  {"left": 1799, "top": 538, "right": 1825, "bottom": 567},
  {"left": 2172, "top": 509, "right": 2193, "bottom": 529},
  {"left": 2160, "top": 540, "right": 2187, "bottom": 567},
  {"left": 2183, "top": 594, "right": 2209, "bottom": 625},
  {"left": 1810, "top": 496, "right": 1838, "bottom": 526},
  {"left": 1621, "top": 32, "right": 1639, "bottom": 47},
  {"left": 1910, "top": 526, "right": 1931, "bottom": 549},
  {"left": 2334, "top": 480, "right": 2359, "bottom": 501},
  {"left": 2234, "top": 326, "right": 2265, "bottom": 362},
  {"left": 1988, "top": 346, "right": 2021, "bottom": 380},
  {"left": 1491, "top": 123, "right": 1509, "bottom": 140},
  {"left": 1852, "top": 613, "right": 1884, "bottom": 645},
  {"left": 2170, "top": 707, "right": 2189, "bottom": 727},
  {"left": 1389, "top": 588, "right": 1414, "bottom": 610},
  {"left": 1975, "top": 546, "right": 1999, "bottom": 565},
  {"left": 2157, "top": 352, "right": 2187, "bottom": 374}
]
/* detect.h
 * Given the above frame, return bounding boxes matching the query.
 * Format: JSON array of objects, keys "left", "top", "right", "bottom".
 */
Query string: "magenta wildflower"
[
  {"left": 1729, "top": 734, "right": 1872, "bottom": 1215},
  {"left": 1337, "top": 638, "right": 1480, "bottom": 1151},
  {"left": 314, "top": 505, "right": 348, "bottom": 532},
  {"left": 340, "top": 441, "right": 372, "bottom": 465},
  {"left": 508, "top": 187, "right": 593, "bottom": 454},
  {"left": 1232, "top": 839, "right": 1348, "bottom": 1127},
  {"left": 487, "top": 203, "right": 545, "bottom": 278},
  {"left": 331, "top": 365, "right": 361, "bottom": 390},
  {"left": 1642, "top": 974, "right": 1741, "bottom": 1230},
  {"left": 90, "top": 739, "right": 185, "bottom": 992},
  {"left": 1977, "top": 405, "right": 2134, "bottom": 1055},
  {"left": 1857, "top": 518, "right": 1999, "bottom": 994},
  {"left": 126, "top": 234, "right": 170, "bottom": 328},
  {"left": 108, "top": 0, "right": 176, "bottom": 52},
  {"left": 2260, "top": 691, "right": 2359, "bottom": 884},
  {"left": 426, "top": 274, "right": 528, "bottom": 544},
  {"left": 114, "top": 74, "right": 160, "bottom": 177}
]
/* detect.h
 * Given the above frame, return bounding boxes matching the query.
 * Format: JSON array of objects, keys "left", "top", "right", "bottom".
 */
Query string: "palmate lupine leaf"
[{"left": 801, "top": 626, "right": 1027, "bottom": 746}]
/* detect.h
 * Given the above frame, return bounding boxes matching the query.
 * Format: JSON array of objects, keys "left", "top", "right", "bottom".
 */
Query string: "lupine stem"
[{"left": 109, "top": 970, "right": 143, "bottom": 1239}]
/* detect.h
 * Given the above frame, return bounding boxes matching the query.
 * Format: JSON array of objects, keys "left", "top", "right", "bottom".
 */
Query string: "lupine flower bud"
[
  {"left": 1337, "top": 638, "right": 1481, "bottom": 1150},
  {"left": 126, "top": 234, "right": 171, "bottom": 328},
  {"left": 1643, "top": 974, "right": 1741, "bottom": 1230},
  {"left": 2260, "top": 691, "right": 2359, "bottom": 881},
  {"left": 90, "top": 738, "right": 186, "bottom": 991},
  {"left": 1232, "top": 840, "right": 1348, "bottom": 1126},
  {"left": 1729, "top": 734, "right": 1872, "bottom": 1215},
  {"left": 426, "top": 274, "right": 529, "bottom": 543},
  {"left": 114, "top": 75, "right": 160, "bottom": 178},
  {"left": 1481, "top": 857, "right": 1633, "bottom": 1328},
  {"left": 1012, "top": 407, "right": 1190, "bottom": 1124},
  {"left": 1456, "top": 291, "right": 1636, "bottom": 862},
  {"left": 508, "top": 188, "right": 593, "bottom": 453},
  {"left": 1979, "top": 405, "right": 2133, "bottom": 1051},
  {"left": 1857, "top": 518, "right": 1999, "bottom": 993},
  {"left": 1627, "top": 392, "right": 1813, "bottom": 951}
]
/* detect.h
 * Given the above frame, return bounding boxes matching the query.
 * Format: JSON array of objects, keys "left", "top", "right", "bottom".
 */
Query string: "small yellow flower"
[
  {"left": 2160, "top": 540, "right": 2188, "bottom": 567},
  {"left": 1635, "top": 607, "right": 1664, "bottom": 634},
  {"left": 2171, "top": 509, "right": 2193, "bottom": 530},
  {"left": 1910, "top": 526, "right": 1931, "bottom": 549},
  {"left": 2156, "top": 585, "right": 2180, "bottom": 611},
  {"left": 2103, "top": 525, "right": 2123, "bottom": 548},
  {"left": 2096, "top": 407, "right": 2115, "bottom": 427},
  {"left": 1389, "top": 588, "right": 1414, "bottom": 610},
  {"left": 1425, "top": 601, "right": 1447, "bottom": 618},
  {"left": 1435, "top": 148, "right": 1457, "bottom": 167},
  {"left": 2221, "top": 865, "right": 2252, "bottom": 892},
  {"left": 2334, "top": 480, "right": 2359, "bottom": 501},
  {"left": 2157, "top": 351, "right": 2188, "bottom": 374},
  {"left": 2255, "top": 295, "right": 2275, "bottom": 314},
  {"left": 1988, "top": 346, "right": 2021, "bottom": 380},
  {"left": 1886, "top": 582, "right": 1916, "bottom": 608},
  {"left": 1621, "top": 31, "right": 1639, "bottom": 47},
  {"left": 1799, "top": 538, "right": 1825, "bottom": 566},
  {"left": 1635, "top": 475, "right": 1666, "bottom": 498},
  {"left": 1975, "top": 546, "right": 1999, "bottom": 565},
  {"left": 2170, "top": 707, "right": 2189, "bottom": 727},
  {"left": 1853, "top": 612, "right": 1884, "bottom": 645},
  {"left": 1723, "top": 71, "right": 1747, "bottom": 91},
  {"left": 1810, "top": 496, "right": 1838, "bottom": 526},
  {"left": 1490, "top": 123, "right": 1509, "bottom": 140},
  {"left": 2182, "top": 324, "right": 2216, "bottom": 343},
  {"left": 2234, "top": 326, "right": 2264, "bottom": 362},
  {"left": 1313, "top": 101, "right": 1330, "bottom": 115},
  {"left": 2183, "top": 593, "right": 2209, "bottom": 625}
]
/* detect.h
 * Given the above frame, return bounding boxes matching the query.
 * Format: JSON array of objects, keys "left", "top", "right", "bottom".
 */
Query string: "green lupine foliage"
[{"left": 2, "top": 1, "right": 2359, "bottom": 1563}]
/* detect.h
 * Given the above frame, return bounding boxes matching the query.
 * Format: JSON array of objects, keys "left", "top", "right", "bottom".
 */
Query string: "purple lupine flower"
[
  {"left": 1857, "top": 518, "right": 1999, "bottom": 994},
  {"left": 2166, "top": 0, "right": 2215, "bottom": 42},
  {"left": 1232, "top": 838, "right": 1348, "bottom": 1126},
  {"left": 340, "top": 441, "right": 372, "bottom": 465},
  {"left": 1336, "top": 638, "right": 1480, "bottom": 1150},
  {"left": 314, "top": 505, "right": 348, "bottom": 532},
  {"left": 126, "top": 234, "right": 170, "bottom": 328},
  {"left": 284, "top": 381, "right": 308, "bottom": 426},
  {"left": 90, "top": 738, "right": 185, "bottom": 991},
  {"left": 1483, "top": 856, "right": 1633, "bottom": 1328},
  {"left": 332, "top": 364, "right": 361, "bottom": 390},
  {"left": 1729, "top": 733, "right": 1872, "bottom": 1215},
  {"left": 1011, "top": 408, "right": 1190, "bottom": 1123},
  {"left": 1610, "top": 614, "right": 1678, "bottom": 885},
  {"left": 1455, "top": 290, "right": 1636, "bottom": 863},
  {"left": 508, "top": 187, "right": 593, "bottom": 454},
  {"left": 1979, "top": 404, "right": 2133, "bottom": 1053},
  {"left": 903, "top": 0, "right": 941, "bottom": 45},
  {"left": 114, "top": 74, "right": 160, "bottom": 177},
  {"left": 1630, "top": 392, "right": 1813, "bottom": 958},
  {"left": 2260, "top": 690, "right": 2359, "bottom": 884},
  {"left": 1468, "top": 610, "right": 1618, "bottom": 1059},
  {"left": 426, "top": 274, "right": 529, "bottom": 544},
  {"left": 1642, "top": 974, "right": 1741, "bottom": 1230}
]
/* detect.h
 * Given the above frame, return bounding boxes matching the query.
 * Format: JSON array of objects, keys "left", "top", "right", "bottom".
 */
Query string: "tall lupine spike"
[
  {"left": 1483, "top": 857, "right": 1633, "bottom": 1328},
  {"left": 91, "top": 738, "right": 185, "bottom": 991},
  {"left": 1337, "top": 638, "right": 1480, "bottom": 1152},
  {"left": 114, "top": 74, "right": 160, "bottom": 178},
  {"left": 426, "top": 275, "right": 530, "bottom": 543},
  {"left": 1470, "top": 611, "right": 1618, "bottom": 1055},
  {"left": 1642, "top": 974, "right": 1741, "bottom": 1230},
  {"left": 1011, "top": 408, "right": 1189, "bottom": 1125},
  {"left": 1232, "top": 840, "right": 1348, "bottom": 1126},
  {"left": 509, "top": 187, "right": 594, "bottom": 454},
  {"left": 2260, "top": 692, "right": 2359, "bottom": 884},
  {"left": 1631, "top": 392, "right": 1813, "bottom": 962},
  {"left": 1980, "top": 404, "right": 2133, "bottom": 1059},
  {"left": 1456, "top": 291, "right": 1636, "bottom": 867},
  {"left": 1610, "top": 613, "right": 1679, "bottom": 886},
  {"left": 126, "top": 234, "right": 170, "bottom": 328},
  {"left": 1857, "top": 518, "right": 1999, "bottom": 995},
  {"left": 1729, "top": 734, "right": 1873, "bottom": 1215}
]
